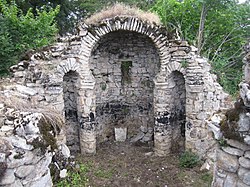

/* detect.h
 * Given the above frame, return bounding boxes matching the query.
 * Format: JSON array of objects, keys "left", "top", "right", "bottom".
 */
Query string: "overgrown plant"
[
  {"left": 179, "top": 150, "right": 200, "bottom": 168},
  {"left": 55, "top": 163, "right": 90, "bottom": 187},
  {"left": 84, "top": 2, "right": 160, "bottom": 25},
  {"left": 0, "top": 0, "right": 59, "bottom": 75}
]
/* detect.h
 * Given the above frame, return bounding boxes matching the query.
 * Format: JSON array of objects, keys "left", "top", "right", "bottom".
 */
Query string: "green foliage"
[
  {"left": 0, "top": 0, "right": 59, "bottom": 75},
  {"left": 211, "top": 57, "right": 243, "bottom": 96},
  {"left": 55, "top": 163, "right": 90, "bottom": 187},
  {"left": 181, "top": 60, "right": 189, "bottom": 68},
  {"left": 200, "top": 172, "right": 213, "bottom": 184},
  {"left": 94, "top": 169, "right": 114, "bottom": 178},
  {"left": 151, "top": 0, "right": 250, "bottom": 95},
  {"left": 217, "top": 138, "right": 228, "bottom": 147},
  {"left": 100, "top": 82, "right": 107, "bottom": 91},
  {"left": 179, "top": 150, "right": 200, "bottom": 168},
  {"left": 121, "top": 61, "right": 132, "bottom": 84}
]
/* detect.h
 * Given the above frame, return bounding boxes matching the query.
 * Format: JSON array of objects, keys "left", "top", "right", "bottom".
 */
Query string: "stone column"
[
  {"left": 153, "top": 73, "right": 172, "bottom": 156},
  {"left": 154, "top": 131, "right": 172, "bottom": 156},
  {"left": 77, "top": 69, "right": 97, "bottom": 155},
  {"left": 79, "top": 128, "right": 96, "bottom": 155}
]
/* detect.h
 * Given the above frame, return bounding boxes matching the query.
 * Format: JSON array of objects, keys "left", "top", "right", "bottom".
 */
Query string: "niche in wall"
[
  {"left": 63, "top": 70, "right": 80, "bottom": 153},
  {"left": 89, "top": 30, "right": 160, "bottom": 144}
]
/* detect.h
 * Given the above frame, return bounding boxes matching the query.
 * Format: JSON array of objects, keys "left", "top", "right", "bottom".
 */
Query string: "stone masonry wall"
[
  {"left": 0, "top": 16, "right": 231, "bottom": 159},
  {"left": 0, "top": 102, "right": 71, "bottom": 187},
  {"left": 89, "top": 30, "right": 159, "bottom": 143},
  {"left": 212, "top": 140, "right": 250, "bottom": 187},
  {"left": 212, "top": 41, "right": 250, "bottom": 187}
]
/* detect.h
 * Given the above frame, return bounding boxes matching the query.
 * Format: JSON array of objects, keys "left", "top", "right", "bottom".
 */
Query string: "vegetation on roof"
[{"left": 84, "top": 3, "right": 161, "bottom": 25}]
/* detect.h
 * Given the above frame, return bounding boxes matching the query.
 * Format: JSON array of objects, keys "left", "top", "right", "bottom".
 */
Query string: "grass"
[
  {"left": 54, "top": 161, "right": 114, "bottom": 186},
  {"left": 55, "top": 163, "right": 90, "bottom": 187},
  {"left": 94, "top": 169, "right": 114, "bottom": 179},
  {"left": 0, "top": 95, "right": 64, "bottom": 134},
  {"left": 179, "top": 151, "right": 200, "bottom": 168},
  {"left": 85, "top": 3, "right": 161, "bottom": 25},
  {"left": 200, "top": 172, "right": 213, "bottom": 183}
]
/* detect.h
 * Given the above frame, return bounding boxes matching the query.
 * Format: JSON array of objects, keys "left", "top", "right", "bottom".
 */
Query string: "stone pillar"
[
  {"left": 154, "top": 111, "right": 172, "bottom": 156},
  {"left": 79, "top": 128, "right": 96, "bottom": 154},
  {"left": 154, "top": 131, "right": 171, "bottom": 156}
]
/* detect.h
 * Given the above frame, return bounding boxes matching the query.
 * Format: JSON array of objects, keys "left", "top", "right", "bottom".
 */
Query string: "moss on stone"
[
  {"left": 220, "top": 98, "right": 245, "bottom": 142},
  {"left": 121, "top": 61, "right": 132, "bottom": 84},
  {"left": 31, "top": 117, "right": 58, "bottom": 152},
  {"left": 39, "top": 117, "right": 58, "bottom": 150},
  {"left": 0, "top": 162, "right": 7, "bottom": 179}
]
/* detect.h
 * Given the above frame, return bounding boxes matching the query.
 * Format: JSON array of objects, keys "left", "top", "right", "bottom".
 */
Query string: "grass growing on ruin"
[
  {"left": 54, "top": 161, "right": 115, "bottom": 186},
  {"left": 179, "top": 150, "right": 200, "bottom": 168},
  {"left": 94, "top": 168, "right": 114, "bottom": 179},
  {"left": 85, "top": 3, "right": 161, "bottom": 25},
  {"left": 55, "top": 163, "right": 90, "bottom": 187}
]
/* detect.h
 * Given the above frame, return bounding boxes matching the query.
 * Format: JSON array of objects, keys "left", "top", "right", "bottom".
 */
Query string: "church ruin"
[{"left": 0, "top": 15, "right": 229, "bottom": 157}]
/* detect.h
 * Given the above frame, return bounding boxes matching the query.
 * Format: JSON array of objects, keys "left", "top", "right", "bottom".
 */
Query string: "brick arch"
[
  {"left": 78, "top": 17, "right": 171, "bottom": 66},
  {"left": 57, "top": 58, "right": 80, "bottom": 77}
]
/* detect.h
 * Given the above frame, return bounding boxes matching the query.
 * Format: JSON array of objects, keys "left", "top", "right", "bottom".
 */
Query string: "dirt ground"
[{"left": 77, "top": 141, "right": 212, "bottom": 187}]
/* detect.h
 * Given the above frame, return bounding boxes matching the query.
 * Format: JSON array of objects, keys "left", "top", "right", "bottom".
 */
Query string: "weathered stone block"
[
  {"left": 0, "top": 169, "right": 15, "bottom": 185},
  {"left": 239, "top": 157, "right": 250, "bottom": 169},
  {"left": 79, "top": 129, "right": 96, "bottom": 154},
  {"left": 238, "top": 167, "right": 250, "bottom": 185},
  {"left": 226, "top": 139, "right": 250, "bottom": 152},
  {"left": 15, "top": 165, "right": 35, "bottom": 178},
  {"left": 238, "top": 113, "right": 250, "bottom": 132},
  {"left": 237, "top": 179, "right": 250, "bottom": 187},
  {"left": 217, "top": 149, "right": 239, "bottom": 173},
  {"left": 114, "top": 127, "right": 127, "bottom": 142},
  {"left": 224, "top": 173, "right": 238, "bottom": 187},
  {"left": 222, "top": 146, "right": 244, "bottom": 157},
  {"left": 212, "top": 176, "right": 224, "bottom": 187},
  {"left": 245, "top": 151, "right": 250, "bottom": 159}
]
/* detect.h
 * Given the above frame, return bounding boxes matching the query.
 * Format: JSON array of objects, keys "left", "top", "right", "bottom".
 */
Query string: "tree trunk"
[{"left": 197, "top": 2, "right": 207, "bottom": 55}]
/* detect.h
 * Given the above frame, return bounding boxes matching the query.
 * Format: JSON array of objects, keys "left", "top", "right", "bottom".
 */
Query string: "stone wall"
[
  {"left": 0, "top": 102, "right": 71, "bottom": 187},
  {"left": 212, "top": 140, "right": 250, "bottom": 187},
  {"left": 0, "top": 16, "right": 231, "bottom": 159},
  {"left": 212, "top": 41, "right": 250, "bottom": 187}
]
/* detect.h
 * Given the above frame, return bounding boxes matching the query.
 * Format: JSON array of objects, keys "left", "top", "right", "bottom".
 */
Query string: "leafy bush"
[
  {"left": 179, "top": 151, "right": 200, "bottom": 168},
  {"left": 151, "top": 0, "right": 250, "bottom": 96},
  {"left": 55, "top": 163, "right": 90, "bottom": 187},
  {"left": 0, "top": 0, "right": 59, "bottom": 76}
]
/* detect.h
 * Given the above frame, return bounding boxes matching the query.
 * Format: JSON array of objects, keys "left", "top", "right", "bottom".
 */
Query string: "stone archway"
[{"left": 89, "top": 30, "right": 160, "bottom": 145}]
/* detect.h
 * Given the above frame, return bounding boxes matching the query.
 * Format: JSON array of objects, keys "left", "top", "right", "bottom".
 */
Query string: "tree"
[
  {"left": 151, "top": 0, "right": 250, "bottom": 95},
  {"left": 0, "top": 0, "right": 59, "bottom": 75}
]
